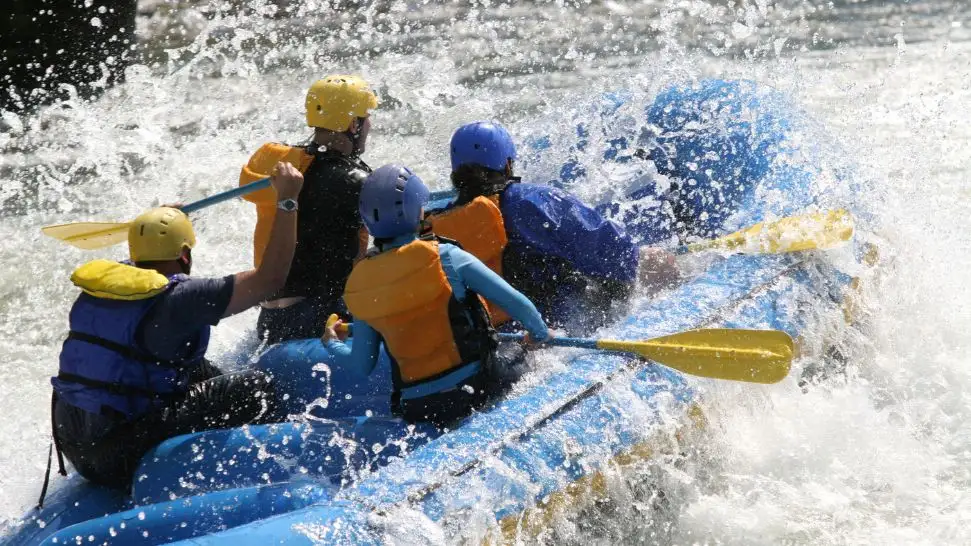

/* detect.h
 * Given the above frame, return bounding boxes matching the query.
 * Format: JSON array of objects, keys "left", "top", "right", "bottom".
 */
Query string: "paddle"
[
  {"left": 497, "top": 328, "right": 793, "bottom": 384},
  {"left": 402, "top": 326, "right": 794, "bottom": 504},
  {"left": 42, "top": 182, "right": 458, "bottom": 251},
  {"left": 41, "top": 178, "right": 274, "bottom": 250},
  {"left": 677, "top": 208, "right": 854, "bottom": 256}
]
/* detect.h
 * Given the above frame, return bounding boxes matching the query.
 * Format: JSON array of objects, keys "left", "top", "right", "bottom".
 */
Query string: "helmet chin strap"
[{"left": 348, "top": 117, "right": 366, "bottom": 155}]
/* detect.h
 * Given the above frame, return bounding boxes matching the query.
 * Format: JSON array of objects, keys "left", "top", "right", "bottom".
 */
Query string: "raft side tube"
[
  {"left": 38, "top": 483, "right": 330, "bottom": 546},
  {"left": 133, "top": 419, "right": 438, "bottom": 504}
]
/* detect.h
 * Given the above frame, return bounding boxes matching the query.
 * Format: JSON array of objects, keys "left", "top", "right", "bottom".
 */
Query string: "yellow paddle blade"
[
  {"left": 41, "top": 222, "right": 131, "bottom": 250},
  {"left": 597, "top": 328, "right": 793, "bottom": 384},
  {"left": 687, "top": 209, "right": 854, "bottom": 255}
]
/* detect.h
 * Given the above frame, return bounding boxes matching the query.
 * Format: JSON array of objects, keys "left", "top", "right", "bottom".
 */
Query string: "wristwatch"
[{"left": 277, "top": 198, "right": 298, "bottom": 212}]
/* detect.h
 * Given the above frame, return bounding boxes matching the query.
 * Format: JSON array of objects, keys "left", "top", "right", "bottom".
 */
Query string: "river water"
[{"left": 2, "top": 0, "right": 971, "bottom": 543}]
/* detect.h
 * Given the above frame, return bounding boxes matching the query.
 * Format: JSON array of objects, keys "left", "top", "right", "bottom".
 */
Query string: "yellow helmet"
[
  {"left": 305, "top": 75, "right": 378, "bottom": 132},
  {"left": 128, "top": 207, "right": 196, "bottom": 263}
]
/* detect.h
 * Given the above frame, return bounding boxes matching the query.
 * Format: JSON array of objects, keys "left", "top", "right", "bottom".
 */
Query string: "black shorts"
[
  {"left": 53, "top": 364, "right": 277, "bottom": 491},
  {"left": 396, "top": 342, "right": 527, "bottom": 428}
]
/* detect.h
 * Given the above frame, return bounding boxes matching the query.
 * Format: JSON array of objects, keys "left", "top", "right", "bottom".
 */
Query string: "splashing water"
[{"left": 3, "top": 1, "right": 971, "bottom": 543}]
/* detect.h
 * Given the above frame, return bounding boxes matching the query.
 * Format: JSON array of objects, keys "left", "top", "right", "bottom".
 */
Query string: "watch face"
[{"left": 279, "top": 199, "right": 297, "bottom": 211}]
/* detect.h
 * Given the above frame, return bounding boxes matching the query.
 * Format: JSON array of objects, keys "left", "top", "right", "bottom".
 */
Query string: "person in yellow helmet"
[
  {"left": 238, "top": 75, "right": 379, "bottom": 344},
  {"left": 48, "top": 162, "right": 304, "bottom": 493}
]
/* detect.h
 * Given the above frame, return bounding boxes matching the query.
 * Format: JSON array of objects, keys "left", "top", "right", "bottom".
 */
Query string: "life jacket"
[
  {"left": 239, "top": 142, "right": 315, "bottom": 267},
  {"left": 51, "top": 260, "right": 210, "bottom": 420},
  {"left": 426, "top": 195, "right": 511, "bottom": 325},
  {"left": 343, "top": 238, "right": 495, "bottom": 390}
]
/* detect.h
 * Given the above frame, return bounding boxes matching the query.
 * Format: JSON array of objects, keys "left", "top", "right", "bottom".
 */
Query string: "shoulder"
[
  {"left": 437, "top": 242, "right": 479, "bottom": 270},
  {"left": 164, "top": 275, "right": 234, "bottom": 303},
  {"left": 345, "top": 166, "right": 369, "bottom": 184},
  {"left": 437, "top": 241, "right": 460, "bottom": 255},
  {"left": 308, "top": 153, "right": 369, "bottom": 184},
  {"left": 437, "top": 241, "right": 469, "bottom": 263},
  {"left": 504, "top": 182, "right": 571, "bottom": 203},
  {"left": 503, "top": 183, "right": 587, "bottom": 217}
]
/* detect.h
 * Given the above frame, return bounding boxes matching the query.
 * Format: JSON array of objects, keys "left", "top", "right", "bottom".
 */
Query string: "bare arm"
[
  {"left": 354, "top": 225, "right": 369, "bottom": 264},
  {"left": 223, "top": 162, "right": 304, "bottom": 317},
  {"left": 637, "top": 246, "right": 681, "bottom": 294}
]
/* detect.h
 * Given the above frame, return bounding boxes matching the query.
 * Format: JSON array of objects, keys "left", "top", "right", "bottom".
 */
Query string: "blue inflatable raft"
[{"left": 2, "top": 79, "right": 873, "bottom": 545}]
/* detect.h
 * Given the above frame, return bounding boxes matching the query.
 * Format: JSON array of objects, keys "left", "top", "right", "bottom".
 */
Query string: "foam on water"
[{"left": 2, "top": 1, "right": 971, "bottom": 543}]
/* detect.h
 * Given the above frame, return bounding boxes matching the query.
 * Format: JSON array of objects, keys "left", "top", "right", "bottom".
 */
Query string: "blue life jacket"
[{"left": 52, "top": 274, "right": 209, "bottom": 420}]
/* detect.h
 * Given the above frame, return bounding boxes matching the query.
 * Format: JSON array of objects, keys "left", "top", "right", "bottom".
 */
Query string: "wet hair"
[{"left": 451, "top": 164, "right": 511, "bottom": 205}]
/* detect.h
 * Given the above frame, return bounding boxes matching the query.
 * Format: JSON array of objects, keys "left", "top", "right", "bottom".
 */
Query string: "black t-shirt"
[{"left": 276, "top": 149, "right": 371, "bottom": 304}]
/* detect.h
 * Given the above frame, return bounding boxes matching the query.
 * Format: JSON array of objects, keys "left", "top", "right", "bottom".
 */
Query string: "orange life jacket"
[
  {"left": 239, "top": 142, "right": 315, "bottom": 266},
  {"left": 426, "top": 195, "right": 511, "bottom": 325},
  {"left": 343, "top": 238, "right": 494, "bottom": 386}
]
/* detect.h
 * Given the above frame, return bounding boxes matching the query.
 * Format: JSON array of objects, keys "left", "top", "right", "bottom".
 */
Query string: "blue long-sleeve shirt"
[
  {"left": 326, "top": 234, "right": 549, "bottom": 380},
  {"left": 501, "top": 183, "right": 639, "bottom": 283}
]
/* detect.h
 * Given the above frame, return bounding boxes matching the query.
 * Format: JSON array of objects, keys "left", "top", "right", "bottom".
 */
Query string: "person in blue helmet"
[
  {"left": 321, "top": 164, "right": 551, "bottom": 426},
  {"left": 426, "top": 121, "right": 678, "bottom": 334}
]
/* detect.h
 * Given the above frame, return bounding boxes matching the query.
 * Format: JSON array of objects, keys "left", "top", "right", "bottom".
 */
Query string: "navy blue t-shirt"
[{"left": 136, "top": 275, "right": 235, "bottom": 361}]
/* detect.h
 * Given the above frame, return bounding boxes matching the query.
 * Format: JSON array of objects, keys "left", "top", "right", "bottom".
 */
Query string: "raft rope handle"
[{"left": 38, "top": 394, "right": 67, "bottom": 509}]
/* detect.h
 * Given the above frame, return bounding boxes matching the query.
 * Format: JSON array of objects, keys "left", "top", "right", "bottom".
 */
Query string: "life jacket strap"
[
  {"left": 66, "top": 331, "right": 182, "bottom": 367},
  {"left": 56, "top": 371, "right": 162, "bottom": 399}
]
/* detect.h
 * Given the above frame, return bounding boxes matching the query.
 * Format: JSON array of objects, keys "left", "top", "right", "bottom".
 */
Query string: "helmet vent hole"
[
  {"left": 372, "top": 209, "right": 380, "bottom": 221},
  {"left": 140, "top": 225, "right": 145, "bottom": 236},
  {"left": 159, "top": 231, "right": 167, "bottom": 235},
  {"left": 474, "top": 144, "right": 480, "bottom": 149}
]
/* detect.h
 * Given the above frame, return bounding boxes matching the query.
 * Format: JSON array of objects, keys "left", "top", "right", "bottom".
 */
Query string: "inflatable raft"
[{"left": 3, "top": 79, "right": 874, "bottom": 545}]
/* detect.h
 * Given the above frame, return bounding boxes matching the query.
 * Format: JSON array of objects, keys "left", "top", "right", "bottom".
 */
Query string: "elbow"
[{"left": 262, "top": 269, "right": 289, "bottom": 294}]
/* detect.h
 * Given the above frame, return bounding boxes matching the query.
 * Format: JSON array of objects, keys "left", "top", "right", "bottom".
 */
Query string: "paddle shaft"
[
  {"left": 406, "top": 335, "right": 646, "bottom": 505},
  {"left": 498, "top": 332, "right": 597, "bottom": 349},
  {"left": 428, "top": 189, "right": 456, "bottom": 202},
  {"left": 180, "top": 178, "right": 270, "bottom": 214},
  {"left": 182, "top": 179, "right": 453, "bottom": 215}
]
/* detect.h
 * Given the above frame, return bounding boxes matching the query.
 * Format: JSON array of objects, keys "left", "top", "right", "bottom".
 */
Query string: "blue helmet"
[
  {"left": 450, "top": 121, "right": 517, "bottom": 172},
  {"left": 359, "top": 164, "right": 430, "bottom": 239}
]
